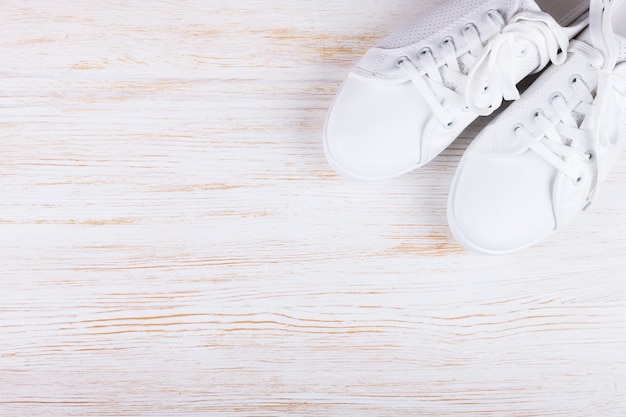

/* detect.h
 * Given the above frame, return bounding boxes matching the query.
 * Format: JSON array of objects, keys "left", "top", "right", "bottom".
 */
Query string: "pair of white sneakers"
[{"left": 324, "top": 0, "right": 626, "bottom": 254}]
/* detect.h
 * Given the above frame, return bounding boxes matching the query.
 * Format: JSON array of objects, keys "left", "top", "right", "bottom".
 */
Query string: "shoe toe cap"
[
  {"left": 324, "top": 74, "right": 430, "bottom": 180},
  {"left": 449, "top": 150, "right": 557, "bottom": 254}
]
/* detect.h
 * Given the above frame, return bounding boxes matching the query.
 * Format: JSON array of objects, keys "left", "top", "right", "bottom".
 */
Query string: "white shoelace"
[
  {"left": 466, "top": 11, "right": 573, "bottom": 115},
  {"left": 515, "top": 0, "right": 626, "bottom": 206},
  {"left": 396, "top": 8, "right": 575, "bottom": 127}
]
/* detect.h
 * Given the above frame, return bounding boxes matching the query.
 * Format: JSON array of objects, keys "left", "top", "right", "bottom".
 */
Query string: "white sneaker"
[
  {"left": 324, "top": 0, "right": 589, "bottom": 181},
  {"left": 448, "top": 0, "right": 626, "bottom": 254}
]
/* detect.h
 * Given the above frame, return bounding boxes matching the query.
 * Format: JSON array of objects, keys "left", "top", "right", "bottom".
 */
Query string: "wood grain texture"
[{"left": 1, "top": 1, "right": 626, "bottom": 416}]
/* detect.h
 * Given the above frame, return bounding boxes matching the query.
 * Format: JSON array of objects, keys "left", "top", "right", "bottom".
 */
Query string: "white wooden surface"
[{"left": 1, "top": 1, "right": 626, "bottom": 416}]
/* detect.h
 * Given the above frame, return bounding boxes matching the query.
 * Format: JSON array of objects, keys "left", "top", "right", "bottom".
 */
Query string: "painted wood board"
[{"left": 1, "top": 1, "right": 625, "bottom": 416}]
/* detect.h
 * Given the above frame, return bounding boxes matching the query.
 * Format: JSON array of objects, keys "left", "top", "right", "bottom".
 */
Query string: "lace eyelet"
[
  {"left": 484, "top": 9, "right": 499, "bottom": 22},
  {"left": 440, "top": 36, "right": 454, "bottom": 47},
  {"left": 513, "top": 123, "right": 525, "bottom": 134},
  {"left": 395, "top": 56, "right": 409, "bottom": 67},
  {"left": 574, "top": 174, "right": 585, "bottom": 186},
  {"left": 463, "top": 23, "right": 477, "bottom": 34},
  {"left": 549, "top": 92, "right": 564, "bottom": 104},
  {"left": 444, "top": 118, "right": 457, "bottom": 129},
  {"left": 532, "top": 109, "right": 544, "bottom": 119},
  {"left": 568, "top": 74, "right": 583, "bottom": 87},
  {"left": 418, "top": 47, "right": 432, "bottom": 57},
  {"left": 584, "top": 151, "right": 594, "bottom": 162}
]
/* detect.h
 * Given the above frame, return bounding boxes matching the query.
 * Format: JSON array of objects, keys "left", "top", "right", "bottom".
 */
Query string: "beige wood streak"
[{"left": 1, "top": 1, "right": 626, "bottom": 416}]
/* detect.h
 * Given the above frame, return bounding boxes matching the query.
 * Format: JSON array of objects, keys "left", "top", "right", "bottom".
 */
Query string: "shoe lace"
[
  {"left": 396, "top": 8, "right": 576, "bottom": 127},
  {"left": 466, "top": 10, "right": 575, "bottom": 115},
  {"left": 514, "top": 0, "right": 626, "bottom": 206}
]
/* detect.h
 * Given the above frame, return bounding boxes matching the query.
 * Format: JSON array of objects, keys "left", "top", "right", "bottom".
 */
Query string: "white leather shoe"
[
  {"left": 448, "top": 0, "right": 626, "bottom": 254},
  {"left": 324, "top": 0, "right": 589, "bottom": 181}
]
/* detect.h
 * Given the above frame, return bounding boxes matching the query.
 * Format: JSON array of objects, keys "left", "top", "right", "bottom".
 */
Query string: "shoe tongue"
[
  {"left": 518, "top": 0, "right": 541, "bottom": 14},
  {"left": 610, "top": 0, "right": 626, "bottom": 42},
  {"left": 505, "top": 0, "right": 540, "bottom": 20},
  {"left": 613, "top": 2, "right": 626, "bottom": 65},
  {"left": 617, "top": 36, "right": 626, "bottom": 62},
  {"left": 463, "top": 39, "right": 542, "bottom": 106}
]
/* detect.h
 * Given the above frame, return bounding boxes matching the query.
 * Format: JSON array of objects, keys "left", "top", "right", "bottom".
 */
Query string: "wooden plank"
[{"left": 1, "top": 1, "right": 626, "bottom": 416}]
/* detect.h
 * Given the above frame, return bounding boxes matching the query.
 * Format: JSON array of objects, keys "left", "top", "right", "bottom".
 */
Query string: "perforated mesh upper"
[
  {"left": 618, "top": 37, "right": 626, "bottom": 61},
  {"left": 377, "top": 0, "right": 493, "bottom": 49}
]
